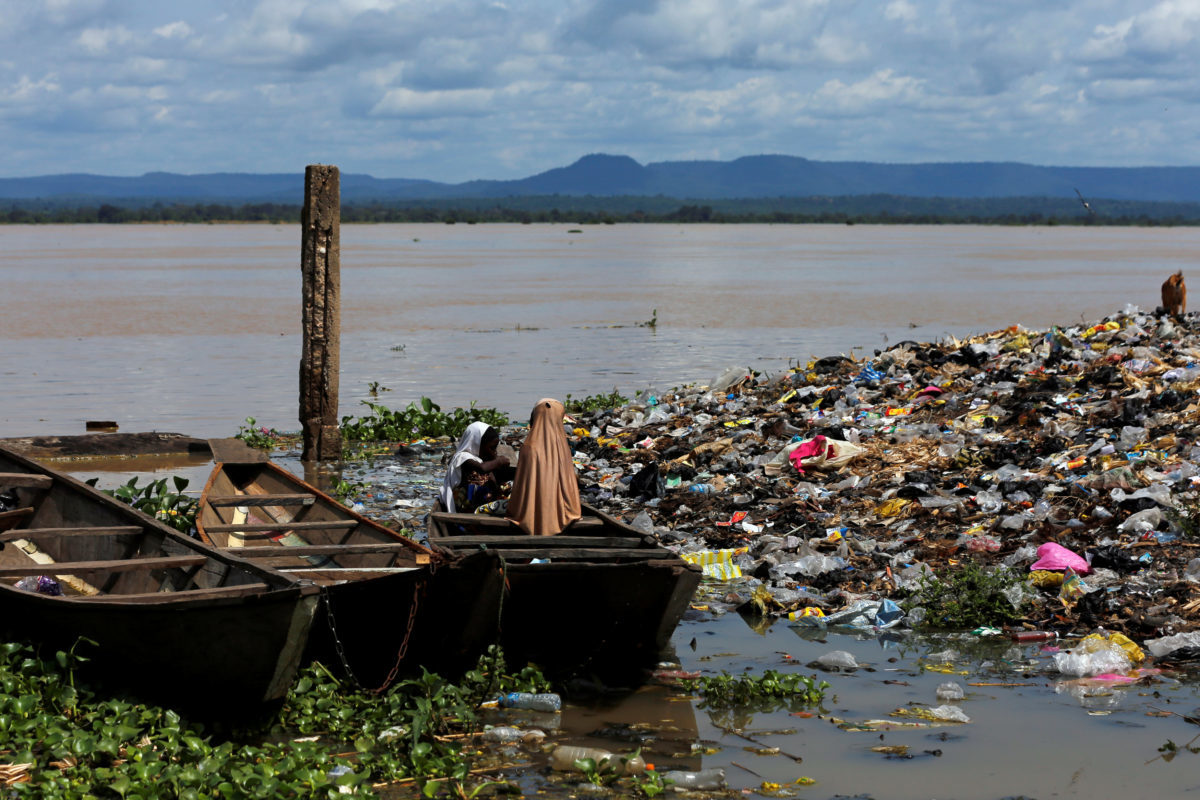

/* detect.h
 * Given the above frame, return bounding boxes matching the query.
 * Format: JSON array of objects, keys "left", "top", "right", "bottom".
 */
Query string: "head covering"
[
  {"left": 506, "top": 398, "right": 582, "bottom": 536},
  {"left": 439, "top": 421, "right": 491, "bottom": 513}
]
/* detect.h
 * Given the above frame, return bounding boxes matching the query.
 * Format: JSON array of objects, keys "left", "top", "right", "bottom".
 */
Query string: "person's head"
[{"left": 480, "top": 426, "right": 500, "bottom": 459}]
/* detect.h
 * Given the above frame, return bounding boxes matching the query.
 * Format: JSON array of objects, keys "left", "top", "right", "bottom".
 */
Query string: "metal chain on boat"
[
  {"left": 321, "top": 584, "right": 362, "bottom": 689},
  {"left": 369, "top": 578, "right": 423, "bottom": 694},
  {"left": 321, "top": 549, "right": 440, "bottom": 694}
]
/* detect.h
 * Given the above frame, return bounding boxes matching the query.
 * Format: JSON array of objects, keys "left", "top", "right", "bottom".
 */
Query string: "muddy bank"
[{"left": 0, "top": 431, "right": 209, "bottom": 459}]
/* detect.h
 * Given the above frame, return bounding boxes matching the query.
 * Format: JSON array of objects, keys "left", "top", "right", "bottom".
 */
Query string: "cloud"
[
  {"left": 77, "top": 25, "right": 134, "bottom": 55},
  {"left": 154, "top": 21, "right": 193, "bottom": 40},
  {"left": 1, "top": 0, "right": 1199, "bottom": 178},
  {"left": 370, "top": 87, "right": 495, "bottom": 118}
]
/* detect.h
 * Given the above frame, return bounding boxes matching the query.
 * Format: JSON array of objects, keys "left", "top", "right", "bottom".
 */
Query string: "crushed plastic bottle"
[
  {"left": 662, "top": 768, "right": 726, "bottom": 790},
  {"left": 498, "top": 692, "right": 562, "bottom": 712},
  {"left": 549, "top": 745, "right": 645, "bottom": 775}
]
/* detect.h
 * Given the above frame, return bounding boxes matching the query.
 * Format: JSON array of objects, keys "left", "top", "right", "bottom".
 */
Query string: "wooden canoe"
[
  {"left": 426, "top": 505, "right": 702, "bottom": 683},
  {"left": 196, "top": 458, "right": 504, "bottom": 689},
  {"left": 0, "top": 446, "right": 319, "bottom": 717}
]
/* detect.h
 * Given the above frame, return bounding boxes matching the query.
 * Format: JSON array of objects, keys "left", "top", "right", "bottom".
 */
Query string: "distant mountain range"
[{"left": 4, "top": 154, "right": 1200, "bottom": 204}]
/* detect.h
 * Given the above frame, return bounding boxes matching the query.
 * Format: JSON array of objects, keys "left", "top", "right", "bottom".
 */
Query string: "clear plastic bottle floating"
[
  {"left": 549, "top": 745, "right": 646, "bottom": 775},
  {"left": 498, "top": 692, "right": 562, "bottom": 712}
]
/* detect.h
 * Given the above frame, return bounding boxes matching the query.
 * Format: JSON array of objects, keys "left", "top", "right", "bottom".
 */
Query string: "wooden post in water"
[{"left": 299, "top": 165, "right": 342, "bottom": 462}]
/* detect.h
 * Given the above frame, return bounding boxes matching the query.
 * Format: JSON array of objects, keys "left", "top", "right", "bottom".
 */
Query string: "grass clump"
[{"left": 908, "top": 561, "right": 1025, "bottom": 629}]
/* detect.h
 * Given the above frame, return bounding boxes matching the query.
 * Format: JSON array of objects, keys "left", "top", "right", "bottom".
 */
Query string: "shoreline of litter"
[{"left": 502, "top": 304, "right": 1200, "bottom": 674}]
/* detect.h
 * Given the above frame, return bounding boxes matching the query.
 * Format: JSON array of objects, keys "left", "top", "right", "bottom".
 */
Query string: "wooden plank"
[
  {"left": 433, "top": 512, "right": 516, "bottom": 528},
  {"left": 231, "top": 543, "right": 422, "bottom": 557},
  {"left": 0, "top": 525, "right": 142, "bottom": 543},
  {"left": 429, "top": 547, "right": 678, "bottom": 560},
  {"left": 0, "top": 555, "right": 207, "bottom": 577},
  {"left": 205, "top": 520, "right": 358, "bottom": 533},
  {"left": 208, "top": 438, "right": 271, "bottom": 464},
  {"left": 69, "top": 583, "right": 270, "bottom": 603},
  {"left": 276, "top": 566, "right": 422, "bottom": 574},
  {"left": 206, "top": 494, "right": 316, "bottom": 508},
  {"left": 428, "top": 535, "right": 645, "bottom": 548},
  {"left": 0, "top": 473, "right": 52, "bottom": 489},
  {"left": 0, "top": 507, "right": 35, "bottom": 533}
]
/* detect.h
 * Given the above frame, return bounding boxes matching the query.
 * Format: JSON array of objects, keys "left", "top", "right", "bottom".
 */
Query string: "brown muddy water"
[
  {"left": 10, "top": 223, "right": 1200, "bottom": 798},
  {"left": 3, "top": 223, "right": 1198, "bottom": 437}
]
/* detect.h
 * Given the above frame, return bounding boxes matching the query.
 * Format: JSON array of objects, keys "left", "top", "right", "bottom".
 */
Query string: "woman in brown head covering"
[{"left": 506, "top": 398, "right": 582, "bottom": 536}]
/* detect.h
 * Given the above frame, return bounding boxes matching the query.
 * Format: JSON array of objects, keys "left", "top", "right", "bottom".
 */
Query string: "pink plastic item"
[
  {"left": 788, "top": 435, "right": 828, "bottom": 474},
  {"left": 1030, "top": 542, "right": 1090, "bottom": 575}
]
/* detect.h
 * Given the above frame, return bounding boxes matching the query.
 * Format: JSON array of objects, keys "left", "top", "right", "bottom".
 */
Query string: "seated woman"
[
  {"left": 438, "top": 422, "right": 512, "bottom": 513},
  {"left": 506, "top": 398, "right": 582, "bottom": 535}
]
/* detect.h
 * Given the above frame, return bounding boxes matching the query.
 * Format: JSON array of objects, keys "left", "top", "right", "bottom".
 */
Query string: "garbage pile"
[{"left": 552, "top": 305, "right": 1200, "bottom": 653}]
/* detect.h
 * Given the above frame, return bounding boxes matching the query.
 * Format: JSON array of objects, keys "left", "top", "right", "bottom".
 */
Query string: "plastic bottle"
[
  {"left": 549, "top": 745, "right": 645, "bottom": 775},
  {"left": 482, "top": 726, "right": 545, "bottom": 744},
  {"left": 1012, "top": 630, "right": 1057, "bottom": 642},
  {"left": 498, "top": 692, "right": 562, "bottom": 712},
  {"left": 662, "top": 768, "right": 726, "bottom": 790},
  {"left": 688, "top": 483, "right": 715, "bottom": 494}
]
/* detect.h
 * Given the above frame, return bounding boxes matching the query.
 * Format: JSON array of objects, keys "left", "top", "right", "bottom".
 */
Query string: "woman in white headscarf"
[{"left": 439, "top": 422, "right": 510, "bottom": 513}]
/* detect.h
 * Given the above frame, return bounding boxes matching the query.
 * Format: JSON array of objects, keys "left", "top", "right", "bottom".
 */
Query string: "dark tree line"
[{"left": 3, "top": 195, "right": 1198, "bottom": 226}]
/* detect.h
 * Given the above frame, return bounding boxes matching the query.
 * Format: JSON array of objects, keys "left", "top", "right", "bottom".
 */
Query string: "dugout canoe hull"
[
  {"left": 197, "top": 459, "right": 504, "bottom": 688},
  {"left": 0, "top": 446, "right": 318, "bottom": 717},
  {"left": 426, "top": 505, "right": 701, "bottom": 683}
]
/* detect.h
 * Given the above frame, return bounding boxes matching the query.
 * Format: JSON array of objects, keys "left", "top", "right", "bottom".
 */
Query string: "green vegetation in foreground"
[
  {"left": 85, "top": 476, "right": 196, "bottom": 534},
  {"left": 1, "top": 641, "right": 548, "bottom": 798},
  {"left": 340, "top": 397, "right": 509, "bottom": 443},
  {"left": 683, "top": 670, "right": 829, "bottom": 711},
  {"left": 906, "top": 561, "right": 1026, "bottom": 629},
  {"left": 564, "top": 389, "right": 630, "bottom": 414}
]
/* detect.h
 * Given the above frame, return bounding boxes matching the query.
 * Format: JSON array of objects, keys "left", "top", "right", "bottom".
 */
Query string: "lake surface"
[{"left": 3, "top": 223, "right": 1197, "bottom": 438}]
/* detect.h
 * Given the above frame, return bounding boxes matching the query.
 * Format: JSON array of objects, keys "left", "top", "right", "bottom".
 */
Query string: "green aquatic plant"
[
  {"left": 235, "top": 416, "right": 291, "bottom": 450},
  {"left": 907, "top": 561, "right": 1025, "bottom": 629},
  {"left": 564, "top": 388, "right": 629, "bottom": 413},
  {"left": 683, "top": 669, "right": 829, "bottom": 711},
  {"left": 86, "top": 476, "right": 196, "bottom": 534},
  {"left": 340, "top": 397, "right": 509, "bottom": 443},
  {"left": 0, "top": 640, "right": 550, "bottom": 799}
]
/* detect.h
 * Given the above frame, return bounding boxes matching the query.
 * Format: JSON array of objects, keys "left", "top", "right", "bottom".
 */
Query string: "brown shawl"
[{"left": 506, "top": 398, "right": 582, "bottom": 536}]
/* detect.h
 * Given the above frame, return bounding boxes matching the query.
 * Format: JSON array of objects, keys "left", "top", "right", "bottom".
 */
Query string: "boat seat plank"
[
  {"left": 231, "top": 543, "right": 425, "bottom": 558},
  {"left": 0, "top": 555, "right": 207, "bottom": 577},
  {"left": 70, "top": 583, "right": 271, "bottom": 603},
  {"left": 432, "top": 513, "right": 517, "bottom": 528},
  {"left": 432, "top": 513, "right": 607, "bottom": 530},
  {"left": 205, "top": 520, "right": 358, "bottom": 533},
  {"left": 0, "top": 474, "right": 53, "bottom": 489},
  {"left": 428, "top": 535, "right": 645, "bottom": 548},
  {"left": 206, "top": 494, "right": 316, "bottom": 508},
  {"left": 429, "top": 547, "right": 677, "bottom": 560},
  {"left": 0, "top": 525, "right": 143, "bottom": 543},
  {"left": 275, "top": 566, "right": 423, "bottom": 574},
  {"left": 0, "top": 507, "right": 35, "bottom": 532}
]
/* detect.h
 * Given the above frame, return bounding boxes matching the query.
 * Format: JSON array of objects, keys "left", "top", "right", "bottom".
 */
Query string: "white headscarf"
[{"left": 439, "top": 421, "right": 491, "bottom": 513}]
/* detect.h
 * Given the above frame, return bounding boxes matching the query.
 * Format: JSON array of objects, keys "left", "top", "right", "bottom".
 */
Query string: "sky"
[{"left": 2, "top": 0, "right": 1198, "bottom": 182}]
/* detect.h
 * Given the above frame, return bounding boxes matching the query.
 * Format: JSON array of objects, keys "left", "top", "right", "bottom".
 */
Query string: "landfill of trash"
[
  {"left": 343, "top": 304, "right": 1200, "bottom": 684},
  {"left": 526, "top": 304, "right": 1200, "bottom": 674}
]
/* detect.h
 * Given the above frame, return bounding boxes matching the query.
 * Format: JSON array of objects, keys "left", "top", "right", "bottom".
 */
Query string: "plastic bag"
[
  {"left": 1053, "top": 635, "right": 1133, "bottom": 676},
  {"left": 1030, "top": 542, "right": 1090, "bottom": 574},
  {"left": 816, "top": 650, "right": 858, "bottom": 670}
]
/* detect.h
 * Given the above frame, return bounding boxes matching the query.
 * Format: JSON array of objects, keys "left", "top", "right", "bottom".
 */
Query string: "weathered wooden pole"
[{"left": 300, "top": 165, "right": 342, "bottom": 462}]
